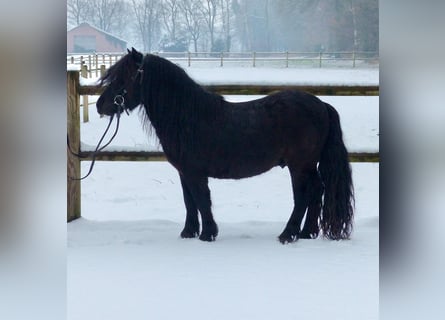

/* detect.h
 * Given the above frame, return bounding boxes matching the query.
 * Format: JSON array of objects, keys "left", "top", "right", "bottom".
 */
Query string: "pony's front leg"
[
  {"left": 179, "top": 175, "right": 200, "bottom": 238},
  {"left": 181, "top": 175, "right": 218, "bottom": 241}
]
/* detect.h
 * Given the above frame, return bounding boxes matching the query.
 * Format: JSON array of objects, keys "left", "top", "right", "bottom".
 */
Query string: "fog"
[{"left": 67, "top": 0, "right": 378, "bottom": 53}]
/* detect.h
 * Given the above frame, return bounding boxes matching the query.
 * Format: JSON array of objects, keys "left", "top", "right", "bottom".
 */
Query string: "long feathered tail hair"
[{"left": 318, "top": 103, "right": 354, "bottom": 239}]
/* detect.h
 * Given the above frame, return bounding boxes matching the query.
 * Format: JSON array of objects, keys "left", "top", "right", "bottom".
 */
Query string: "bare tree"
[
  {"left": 89, "top": 0, "right": 127, "bottom": 33},
  {"left": 219, "top": 0, "right": 232, "bottom": 51},
  {"left": 357, "top": 0, "right": 379, "bottom": 52},
  {"left": 67, "top": 0, "right": 378, "bottom": 54},
  {"left": 294, "top": 0, "right": 378, "bottom": 52},
  {"left": 200, "top": 0, "right": 218, "bottom": 51},
  {"left": 232, "top": 0, "right": 251, "bottom": 51},
  {"left": 132, "top": 0, "right": 161, "bottom": 52},
  {"left": 179, "top": 0, "right": 204, "bottom": 53},
  {"left": 160, "top": 0, "right": 181, "bottom": 41},
  {"left": 67, "top": 0, "right": 90, "bottom": 27},
  {"left": 233, "top": 0, "right": 274, "bottom": 51},
  {"left": 350, "top": 0, "right": 358, "bottom": 51}
]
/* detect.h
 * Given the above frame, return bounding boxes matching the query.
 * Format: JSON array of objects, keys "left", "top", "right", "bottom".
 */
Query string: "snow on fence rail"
[
  {"left": 67, "top": 51, "right": 379, "bottom": 77},
  {"left": 67, "top": 70, "right": 379, "bottom": 221}
]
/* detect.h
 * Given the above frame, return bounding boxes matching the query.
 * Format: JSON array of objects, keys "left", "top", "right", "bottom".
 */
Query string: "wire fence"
[{"left": 67, "top": 51, "right": 379, "bottom": 78}]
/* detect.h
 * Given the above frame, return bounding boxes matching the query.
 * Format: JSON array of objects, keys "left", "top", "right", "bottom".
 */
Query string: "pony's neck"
[{"left": 140, "top": 55, "right": 223, "bottom": 151}]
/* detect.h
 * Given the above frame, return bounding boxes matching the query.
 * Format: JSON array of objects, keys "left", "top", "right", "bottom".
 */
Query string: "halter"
[
  {"left": 67, "top": 61, "right": 145, "bottom": 180},
  {"left": 68, "top": 91, "right": 128, "bottom": 181},
  {"left": 68, "top": 112, "right": 122, "bottom": 180},
  {"left": 113, "top": 89, "right": 130, "bottom": 115},
  {"left": 133, "top": 63, "right": 145, "bottom": 104}
]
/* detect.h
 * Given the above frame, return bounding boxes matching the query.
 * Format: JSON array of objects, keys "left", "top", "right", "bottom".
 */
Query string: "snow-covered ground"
[
  {"left": 187, "top": 67, "right": 379, "bottom": 86},
  {"left": 78, "top": 65, "right": 379, "bottom": 87},
  {"left": 68, "top": 163, "right": 378, "bottom": 320},
  {"left": 68, "top": 68, "right": 379, "bottom": 320}
]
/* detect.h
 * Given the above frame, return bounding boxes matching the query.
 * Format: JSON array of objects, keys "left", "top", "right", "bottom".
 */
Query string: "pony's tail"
[{"left": 318, "top": 103, "right": 354, "bottom": 240}]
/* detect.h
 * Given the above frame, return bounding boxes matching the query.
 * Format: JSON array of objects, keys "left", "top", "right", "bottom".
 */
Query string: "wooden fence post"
[
  {"left": 100, "top": 64, "right": 106, "bottom": 77},
  {"left": 187, "top": 51, "right": 191, "bottom": 67},
  {"left": 285, "top": 51, "right": 289, "bottom": 68},
  {"left": 81, "top": 64, "right": 89, "bottom": 123},
  {"left": 67, "top": 70, "right": 81, "bottom": 222},
  {"left": 220, "top": 52, "right": 224, "bottom": 67},
  {"left": 253, "top": 52, "right": 256, "bottom": 67},
  {"left": 95, "top": 54, "right": 99, "bottom": 77},
  {"left": 319, "top": 51, "right": 322, "bottom": 68},
  {"left": 88, "top": 55, "right": 92, "bottom": 77}
]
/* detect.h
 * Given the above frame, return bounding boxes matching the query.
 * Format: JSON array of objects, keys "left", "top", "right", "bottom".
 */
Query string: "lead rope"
[{"left": 68, "top": 96, "right": 127, "bottom": 180}]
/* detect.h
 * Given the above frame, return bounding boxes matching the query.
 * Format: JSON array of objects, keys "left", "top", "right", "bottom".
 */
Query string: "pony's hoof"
[
  {"left": 199, "top": 223, "right": 218, "bottom": 242},
  {"left": 199, "top": 233, "right": 217, "bottom": 242},
  {"left": 180, "top": 229, "right": 199, "bottom": 239},
  {"left": 278, "top": 231, "right": 299, "bottom": 244},
  {"left": 300, "top": 230, "right": 319, "bottom": 239}
]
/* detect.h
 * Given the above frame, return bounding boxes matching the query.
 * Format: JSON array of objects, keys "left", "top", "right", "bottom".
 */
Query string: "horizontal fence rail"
[
  {"left": 77, "top": 150, "right": 379, "bottom": 163},
  {"left": 79, "top": 84, "right": 379, "bottom": 97},
  {"left": 67, "top": 70, "right": 379, "bottom": 221},
  {"left": 67, "top": 51, "right": 379, "bottom": 78}
]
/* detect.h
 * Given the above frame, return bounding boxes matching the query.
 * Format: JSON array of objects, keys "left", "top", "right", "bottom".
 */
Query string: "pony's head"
[{"left": 96, "top": 48, "right": 144, "bottom": 116}]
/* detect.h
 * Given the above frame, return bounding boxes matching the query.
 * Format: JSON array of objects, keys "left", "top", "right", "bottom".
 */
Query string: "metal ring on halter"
[{"left": 113, "top": 94, "right": 125, "bottom": 106}]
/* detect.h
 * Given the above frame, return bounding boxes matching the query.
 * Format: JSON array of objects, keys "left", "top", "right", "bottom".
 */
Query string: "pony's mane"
[
  {"left": 141, "top": 54, "right": 219, "bottom": 103},
  {"left": 99, "top": 53, "right": 134, "bottom": 86},
  {"left": 139, "top": 54, "right": 224, "bottom": 156},
  {"left": 141, "top": 54, "right": 224, "bottom": 121}
]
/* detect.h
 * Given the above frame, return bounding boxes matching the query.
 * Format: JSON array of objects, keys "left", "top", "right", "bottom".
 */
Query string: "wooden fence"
[{"left": 67, "top": 70, "right": 379, "bottom": 222}]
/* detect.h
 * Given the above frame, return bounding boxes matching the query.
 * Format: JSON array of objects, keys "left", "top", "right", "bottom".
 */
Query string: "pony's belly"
[{"left": 209, "top": 159, "right": 282, "bottom": 180}]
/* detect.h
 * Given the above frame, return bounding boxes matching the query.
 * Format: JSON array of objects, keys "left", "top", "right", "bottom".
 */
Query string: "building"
[{"left": 67, "top": 23, "right": 127, "bottom": 53}]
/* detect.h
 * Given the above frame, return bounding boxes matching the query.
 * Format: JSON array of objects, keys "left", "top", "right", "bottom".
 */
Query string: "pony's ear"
[
  {"left": 130, "top": 47, "right": 143, "bottom": 64},
  {"left": 127, "top": 48, "right": 131, "bottom": 54}
]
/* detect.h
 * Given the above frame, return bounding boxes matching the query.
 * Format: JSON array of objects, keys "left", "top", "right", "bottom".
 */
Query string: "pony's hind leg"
[
  {"left": 300, "top": 170, "right": 322, "bottom": 239},
  {"left": 181, "top": 175, "right": 218, "bottom": 241},
  {"left": 179, "top": 175, "right": 200, "bottom": 238},
  {"left": 278, "top": 166, "right": 313, "bottom": 244}
]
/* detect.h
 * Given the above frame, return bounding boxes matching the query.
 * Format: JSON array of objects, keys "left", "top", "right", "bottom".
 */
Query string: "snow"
[
  {"left": 79, "top": 76, "right": 99, "bottom": 86},
  {"left": 68, "top": 67, "right": 379, "bottom": 320},
  {"left": 187, "top": 67, "right": 379, "bottom": 86},
  {"left": 67, "top": 63, "right": 80, "bottom": 71},
  {"left": 77, "top": 66, "right": 379, "bottom": 87},
  {"left": 68, "top": 162, "right": 378, "bottom": 320}
]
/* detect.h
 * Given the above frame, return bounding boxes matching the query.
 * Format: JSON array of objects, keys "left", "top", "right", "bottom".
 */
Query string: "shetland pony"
[{"left": 96, "top": 48, "right": 354, "bottom": 243}]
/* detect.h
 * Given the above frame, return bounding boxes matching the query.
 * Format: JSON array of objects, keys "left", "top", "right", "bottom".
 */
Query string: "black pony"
[{"left": 96, "top": 48, "right": 354, "bottom": 244}]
